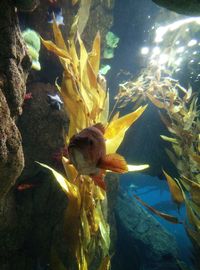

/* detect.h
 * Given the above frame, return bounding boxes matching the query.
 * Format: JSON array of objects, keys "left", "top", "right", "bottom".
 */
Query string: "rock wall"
[
  {"left": 0, "top": 0, "right": 31, "bottom": 198},
  {"left": 112, "top": 192, "right": 180, "bottom": 270}
]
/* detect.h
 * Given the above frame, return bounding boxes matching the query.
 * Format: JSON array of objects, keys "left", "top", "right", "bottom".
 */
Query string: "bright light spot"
[
  {"left": 188, "top": 39, "right": 197, "bottom": 47},
  {"left": 141, "top": 47, "right": 149, "bottom": 55},
  {"left": 176, "top": 46, "right": 184, "bottom": 53},
  {"left": 175, "top": 68, "right": 181, "bottom": 72},
  {"left": 197, "top": 74, "right": 200, "bottom": 76},
  {"left": 154, "top": 17, "right": 200, "bottom": 43},
  {"left": 152, "top": 46, "right": 160, "bottom": 56},
  {"left": 159, "top": 54, "right": 168, "bottom": 65},
  {"left": 185, "top": 28, "right": 190, "bottom": 32},
  {"left": 148, "top": 15, "right": 151, "bottom": 19},
  {"left": 193, "top": 51, "right": 197, "bottom": 55},
  {"left": 175, "top": 40, "right": 180, "bottom": 45},
  {"left": 152, "top": 26, "right": 155, "bottom": 30},
  {"left": 190, "top": 59, "right": 195, "bottom": 63},
  {"left": 175, "top": 58, "right": 182, "bottom": 66}
]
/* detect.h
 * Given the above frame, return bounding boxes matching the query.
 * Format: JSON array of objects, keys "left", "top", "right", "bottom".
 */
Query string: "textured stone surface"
[
  {"left": 152, "top": 0, "right": 200, "bottom": 16},
  {"left": 18, "top": 82, "right": 69, "bottom": 179},
  {"left": 0, "top": 172, "right": 68, "bottom": 270},
  {"left": 0, "top": 0, "right": 31, "bottom": 198},
  {"left": 112, "top": 192, "right": 180, "bottom": 270}
]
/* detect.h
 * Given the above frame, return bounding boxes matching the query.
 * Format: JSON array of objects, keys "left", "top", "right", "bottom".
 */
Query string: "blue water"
[{"left": 120, "top": 173, "right": 194, "bottom": 266}]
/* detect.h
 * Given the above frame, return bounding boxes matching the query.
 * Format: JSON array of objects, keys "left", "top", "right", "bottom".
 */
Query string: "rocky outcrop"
[
  {"left": 18, "top": 82, "right": 69, "bottom": 179},
  {"left": 0, "top": 171, "right": 68, "bottom": 270},
  {"left": 152, "top": 0, "right": 200, "bottom": 16},
  {"left": 0, "top": 0, "right": 31, "bottom": 198},
  {"left": 0, "top": 81, "right": 69, "bottom": 269},
  {"left": 112, "top": 192, "right": 180, "bottom": 270}
]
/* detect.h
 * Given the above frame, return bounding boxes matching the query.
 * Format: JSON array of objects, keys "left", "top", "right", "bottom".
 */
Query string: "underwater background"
[{"left": 0, "top": 0, "right": 200, "bottom": 270}]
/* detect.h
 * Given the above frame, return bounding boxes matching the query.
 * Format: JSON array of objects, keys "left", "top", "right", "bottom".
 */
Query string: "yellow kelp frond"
[
  {"left": 89, "top": 32, "right": 101, "bottom": 76},
  {"left": 163, "top": 170, "right": 184, "bottom": 206},
  {"left": 134, "top": 194, "right": 182, "bottom": 224},
  {"left": 42, "top": 27, "right": 107, "bottom": 137},
  {"left": 38, "top": 162, "right": 80, "bottom": 203},
  {"left": 98, "top": 256, "right": 111, "bottom": 270},
  {"left": 62, "top": 157, "right": 78, "bottom": 182},
  {"left": 105, "top": 105, "right": 147, "bottom": 139},
  {"left": 41, "top": 20, "right": 149, "bottom": 270},
  {"left": 127, "top": 164, "right": 149, "bottom": 172},
  {"left": 41, "top": 38, "right": 71, "bottom": 60},
  {"left": 105, "top": 105, "right": 147, "bottom": 154},
  {"left": 96, "top": 202, "right": 110, "bottom": 255},
  {"left": 160, "top": 135, "right": 178, "bottom": 144}
]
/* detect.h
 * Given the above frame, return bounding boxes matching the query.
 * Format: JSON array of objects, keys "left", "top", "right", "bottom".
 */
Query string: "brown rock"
[
  {"left": 18, "top": 82, "right": 69, "bottom": 179},
  {"left": 0, "top": 0, "right": 31, "bottom": 198}
]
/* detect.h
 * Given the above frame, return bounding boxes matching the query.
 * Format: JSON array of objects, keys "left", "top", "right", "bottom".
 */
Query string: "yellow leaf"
[
  {"left": 111, "top": 111, "right": 119, "bottom": 122},
  {"left": 41, "top": 38, "right": 71, "bottom": 61},
  {"left": 98, "top": 256, "right": 110, "bottom": 270},
  {"left": 160, "top": 135, "right": 178, "bottom": 144},
  {"left": 89, "top": 32, "right": 101, "bottom": 76},
  {"left": 134, "top": 194, "right": 182, "bottom": 224},
  {"left": 62, "top": 157, "right": 78, "bottom": 182},
  {"left": 163, "top": 170, "right": 184, "bottom": 205},
  {"left": 37, "top": 162, "right": 80, "bottom": 202},
  {"left": 105, "top": 105, "right": 147, "bottom": 139},
  {"left": 96, "top": 202, "right": 110, "bottom": 255},
  {"left": 146, "top": 93, "right": 165, "bottom": 109},
  {"left": 81, "top": 209, "right": 91, "bottom": 249},
  {"left": 172, "top": 144, "right": 182, "bottom": 157},
  {"left": 127, "top": 164, "right": 149, "bottom": 172},
  {"left": 105, "top": 105, "right": 147, "bottom": 153},
  {"left": 99, "top": 90, "right": 109, "bottom": 124},
  {"left": 52, "top": 18, "right": 67, "bottom": 51}
]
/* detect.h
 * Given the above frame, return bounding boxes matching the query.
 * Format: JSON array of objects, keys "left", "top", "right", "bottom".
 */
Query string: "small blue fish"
[
  {"left": 47, "top": 94, "right": 63, "bottom": 110},
  {"left": 47, "top": 6, "right": 64, "bottom": 25}
]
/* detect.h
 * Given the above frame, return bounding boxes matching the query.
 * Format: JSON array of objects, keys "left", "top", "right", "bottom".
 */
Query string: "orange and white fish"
[{"left": 68, "top": 123, "right": 128, "bottom": 189}]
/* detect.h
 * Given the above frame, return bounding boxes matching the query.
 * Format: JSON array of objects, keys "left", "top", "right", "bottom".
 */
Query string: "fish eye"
[{"left": 86, "top": 138, "right": 93, "bottom": 146}]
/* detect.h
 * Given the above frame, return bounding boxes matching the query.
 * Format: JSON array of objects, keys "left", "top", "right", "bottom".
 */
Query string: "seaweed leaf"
[
  {"left": 163, "top": 170, "right": 184, "bottom": 205},
  {"left": 105, "top": 105, "right": 147, "bottom": 153},
  {"left": 134, "top": 194, "right": 182, "bottom": 224}
]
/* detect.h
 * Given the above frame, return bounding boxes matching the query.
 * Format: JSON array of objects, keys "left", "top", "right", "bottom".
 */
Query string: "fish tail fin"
[{"left": 98, "top": 153, "right": 128, "bottom": 173}]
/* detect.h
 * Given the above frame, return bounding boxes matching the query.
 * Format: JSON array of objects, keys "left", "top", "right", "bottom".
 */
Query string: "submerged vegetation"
[
  {"left": 114, "top": 63, "right": 200, "bottom": 259},
  {"left": 113, "top": 15, "right": 200, "bottom": 258},
  {"left": 39, "top": 19, "right": 149, "bottom": 269}
]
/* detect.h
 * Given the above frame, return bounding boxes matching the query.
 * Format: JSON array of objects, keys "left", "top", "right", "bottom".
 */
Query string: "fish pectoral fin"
[
  {"left": 91, "top": 171, "right": 106, "bottom": 190},
  {"left": 98, "top": 153, "right": 128, "bottom": 173}
]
